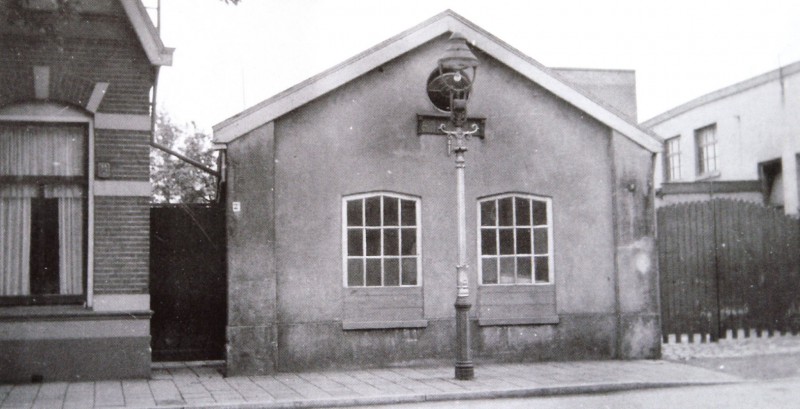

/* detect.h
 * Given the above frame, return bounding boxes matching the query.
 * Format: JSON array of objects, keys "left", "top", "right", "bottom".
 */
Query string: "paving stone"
[
  {"left": 224, "top": 377, "right": 273, "bottom": 402},
  {"left": 148, "top": 379, "right": 185, "bottom": 406},
  {"left": 274, "top": 374, "right": 331, "bottom": 399},
  {"left": 94, "top": 381, "right": 124, "bottom": 407},
  {"left": 62, "top": 382, "right": 94, "bottom": 409}
]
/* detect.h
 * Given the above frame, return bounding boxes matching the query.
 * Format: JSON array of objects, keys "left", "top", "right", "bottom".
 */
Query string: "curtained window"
[{"left": 0, "top": 123, "right": 86, "bottom": 303}]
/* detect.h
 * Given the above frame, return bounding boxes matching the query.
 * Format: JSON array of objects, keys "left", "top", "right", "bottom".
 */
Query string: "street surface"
[
  {"left": 371, "top": 378, "right": 800, "bottom": 408},
  {"left": 351, "top": 336, "right": 800, "bottom": 409}
]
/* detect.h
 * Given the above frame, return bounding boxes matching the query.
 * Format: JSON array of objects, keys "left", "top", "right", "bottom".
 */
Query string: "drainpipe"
[{"left": 148, "top": 66, "right": 220, "bottom": 178}]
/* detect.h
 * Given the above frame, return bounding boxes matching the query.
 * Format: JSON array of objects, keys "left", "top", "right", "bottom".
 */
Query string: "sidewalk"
[{"left": 0, "top": 358, "right": 739, "bottom": 409}]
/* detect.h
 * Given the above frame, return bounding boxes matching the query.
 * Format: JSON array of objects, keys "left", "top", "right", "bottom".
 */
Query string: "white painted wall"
[{"left": 647, "top": 65, "right": 800, "bottom": 214}]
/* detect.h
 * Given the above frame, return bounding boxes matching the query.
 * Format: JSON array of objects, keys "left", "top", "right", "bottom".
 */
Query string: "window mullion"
[
  {"left": 380, "top": 195, "right": 384, "bottom": 286},
  {"left": 361, "top": 198, "right": 367, "bottom": 286},
  {"left": 512, "top": 198, "right": 518, "bottom": 284}
]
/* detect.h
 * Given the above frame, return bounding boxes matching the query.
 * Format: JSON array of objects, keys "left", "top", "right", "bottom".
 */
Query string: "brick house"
[
  {"left": 643, "top": 61, "right": 800, "bottom": 216},
  {"left": 213, "top": 11, "right": 663, "bottom": 375},
  {"left": 0, "top": 0, "right": 172, "bottom": 382}
]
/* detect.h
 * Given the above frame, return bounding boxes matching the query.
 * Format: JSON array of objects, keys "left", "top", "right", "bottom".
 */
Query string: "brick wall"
[
  {"left": 0, "top": 6, "right": 157, "bottom": 298},
  {"left": 94, "top": 196, "right": 150, "bottom": 294},
  {"left": 95, "top": 129, "right": 151, "bottom": 181},
  {"left": 0, "top": 35, "right": 153, "bottom": 114}
]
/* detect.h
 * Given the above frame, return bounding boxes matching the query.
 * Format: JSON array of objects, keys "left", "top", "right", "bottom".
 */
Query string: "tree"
[{"left": 150, "top": 112, "right": 218, "bottom": 204}]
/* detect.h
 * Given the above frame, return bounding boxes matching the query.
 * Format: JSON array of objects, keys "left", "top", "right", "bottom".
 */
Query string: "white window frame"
[
  {"left": 664, "top": 135, "right": 681, "bottom": 181},
  {"left": 695, "top": 124, "right": 718, "bottom": 176},
  {"left": 477, "top": 193, "right": 554, "bottom": 286},
  {"left": 341, "top": 192, "right": 422, "bottom": 288}
]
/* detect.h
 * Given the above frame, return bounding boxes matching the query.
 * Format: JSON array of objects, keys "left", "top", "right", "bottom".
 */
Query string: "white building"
[{"left": 642, "top": 61, "right": 800, "bottom": 215}]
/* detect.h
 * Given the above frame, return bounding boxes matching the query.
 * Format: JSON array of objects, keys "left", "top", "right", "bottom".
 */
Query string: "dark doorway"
[{"left": 150, "top": 204, "right": 226, "bottom": 361}]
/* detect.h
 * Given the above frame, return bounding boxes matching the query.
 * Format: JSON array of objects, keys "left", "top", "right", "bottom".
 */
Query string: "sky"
[{"left": 153, "top": 0, "right": 800, "bottom": 133}]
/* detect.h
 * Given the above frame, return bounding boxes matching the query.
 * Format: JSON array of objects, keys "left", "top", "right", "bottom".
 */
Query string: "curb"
[{"left": 158, "top": 380, "right": 740, "bottom": 409}]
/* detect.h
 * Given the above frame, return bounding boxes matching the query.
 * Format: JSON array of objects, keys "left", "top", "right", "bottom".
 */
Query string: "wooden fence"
[
  {"left": 658, "top": 199, "right": 800, "bottom": 342},
  {"left": 150, "top": 203, "right": 226, "bottom": 361}
]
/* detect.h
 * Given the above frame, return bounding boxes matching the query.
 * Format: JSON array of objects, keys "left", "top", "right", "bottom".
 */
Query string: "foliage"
[
  {"left": 150, "top": 112, "right": 218, "bottom": 204},
  {"left": 2, "top": 0, "right": 241, "bottom": 44}
]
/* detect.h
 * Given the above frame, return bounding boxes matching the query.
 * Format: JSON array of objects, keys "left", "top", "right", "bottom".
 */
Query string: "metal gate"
[
  {"left": 658, "top": 199, "right": 800, "bottom": 342},
  {"left": 150, "top": 204, "right": 226, "bottom": 361}
]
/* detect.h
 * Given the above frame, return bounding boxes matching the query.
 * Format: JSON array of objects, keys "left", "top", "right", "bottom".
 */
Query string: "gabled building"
[
  {"left": 213, "top": 11, "right": 662, "bottom": 375},
  {"left": 0, "top": 0, "right": 172, "bottom": 381},
  {"left": 643, "top": 61, "right": 800, "bottom": 215}
]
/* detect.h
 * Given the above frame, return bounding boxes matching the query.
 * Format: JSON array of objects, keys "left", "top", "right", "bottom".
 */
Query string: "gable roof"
[
  {"left": 213, "top": 10, "right": 661, "bottom": 152},
  {"left": 119, "top": 0, "right": 173, "bottom": 66},
  {"left": 641, "top": 59, "right": 800, "bottom": 128}
]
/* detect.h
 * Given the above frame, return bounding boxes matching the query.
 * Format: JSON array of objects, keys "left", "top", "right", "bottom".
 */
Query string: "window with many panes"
[
  {"left": 479, "top": 194, "right": 552, "bottom": 285},
  {"left": 664, "top": 136, "right": 681, "bottom": 181},
  {"left": 343, "top": 193, "right": 420, "bottom": 287},
  {"left": 695, "top": 124, "right": 717, "bottom": 176}
]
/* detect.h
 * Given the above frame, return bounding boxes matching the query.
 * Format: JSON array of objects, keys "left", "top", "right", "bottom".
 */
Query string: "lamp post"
[{"left": 429, "top": 32, "right": 480, "bottom": 381}]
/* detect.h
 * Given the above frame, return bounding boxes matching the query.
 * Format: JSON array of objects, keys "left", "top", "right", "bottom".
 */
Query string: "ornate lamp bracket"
[{"left": 440, "top": 123, "right": 480, "bottom": 156}]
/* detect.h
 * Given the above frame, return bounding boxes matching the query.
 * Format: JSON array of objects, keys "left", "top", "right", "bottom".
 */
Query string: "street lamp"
[{"left": 428, "top": 32, "right": 480, "bottom": 381}]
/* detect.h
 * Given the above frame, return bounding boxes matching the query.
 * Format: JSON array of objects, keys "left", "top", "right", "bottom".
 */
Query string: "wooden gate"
[
  {"left": 658, "top": 199, "right": 800, "bottom": 342},
  {"left": 150, "top": 204, "right": 226, "bottom": 361}
]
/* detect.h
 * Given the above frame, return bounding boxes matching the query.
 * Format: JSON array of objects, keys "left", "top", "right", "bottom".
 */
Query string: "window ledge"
[
  {"left": 478, "top": 316, "right": 559, "bottom": 326},
  {"left": 342, "top": 320, "right": 428, "bottom": 330},
  {"left": 0, "top": 305, "right": 152, "bottom": 321}
]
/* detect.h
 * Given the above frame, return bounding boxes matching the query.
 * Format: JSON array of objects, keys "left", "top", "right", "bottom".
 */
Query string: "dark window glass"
[
  {"left": 535, "top": 256, "right": 549, "bottom": 283},
  {"left": 481, "top": 228, "right": 497, "bottom": 255},
  {"left": 347, "top": 199, "right": 363, "bottom": 226},
  {"left": 384, "top": 229, "right": 399, "bottom": 256},
  {"left": 347, "top": 259, "right": 364, "bottom": 286},
  {"left": 366, "top": 229, "right": 381, "bottom": 256},
  {"left": 366, "top": 259, "right": 382, "bottom": 286},
  {"left": 532, "top": 200, "right": 547, "bottom": 226},
  {"left": 365, "top": 196, "right": 381, "bottom": 226},
  {"left": 401, "top": 228, "right": 417, "bottom": 256},
  {"left": 498, "top": 197, "right": 514, "bottom": 226},
  {"left": 383, "top": 197, "right": 398, "bottom": 226},
  {"left": 534, "top": 228, "right": 548, "bottom": 254},
  {"left": 517, "top": 257, "right": 532, "bottom": 283},
  {"left": 30, "top": 198, "right": 60, "bottom": 295},
  {"left": 499, "top": 257, "right": 515, "bottom": 284},
  {"left": 401, "top": 258, "right": 417, "bottom": 285},
  {"left": 347, "top": 229, "right": 363, "bottom": 256},
  {"left": 516, "top": 228, "right": 531, "bottom": 254},
  {"left": 401, "top": 199, "right": 416, "bottom": 226},
  {"left": 384, "top": 258, "right": 400, "bottom": 286},
  {"left": 499, "top": 228, "right": 514, "bottom": 255},
  {"left": 482, "top": 258, "right": 498, "bottom": 284},
  {"left": 515, "top": 197, "right": 530, "bottom": 226},
  {"left": 480, "top": 200, "right": 496, "bottom": 226}
]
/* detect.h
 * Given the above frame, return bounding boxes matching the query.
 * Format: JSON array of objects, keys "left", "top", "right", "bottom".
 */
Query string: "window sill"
[
  {"left": 342, "top": 320, "right": 428, "bottom": 330},
  {"left": 0, "top": 305, "right": 152, "bottom": 321},
  {"left": 478, "top": 315, "right": 559, "bottom": 326}
]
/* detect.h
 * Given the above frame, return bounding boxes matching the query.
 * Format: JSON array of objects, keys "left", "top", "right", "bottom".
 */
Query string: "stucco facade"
[
  {"left": 216, "top": 11, "right": 661, "bottom": 375},
  {"left": 644, "top": 61, "right": 800, "bottom": 214},
  {"left": 0, "top": 0, "right": 171, "bottom": 382}
]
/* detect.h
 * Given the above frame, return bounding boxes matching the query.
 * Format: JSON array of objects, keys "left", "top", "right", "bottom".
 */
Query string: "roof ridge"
[{"left": 641, "top": 59, "right": 800, "bottom": 127}]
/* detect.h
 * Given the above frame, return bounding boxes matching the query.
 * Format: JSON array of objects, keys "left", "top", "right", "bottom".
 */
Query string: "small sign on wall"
[
  {"left": 232, "top": 201, "right": 241, "bottom": 212},
  {"left": 97, "top": 162, "right": 111, "bottom": 179}
]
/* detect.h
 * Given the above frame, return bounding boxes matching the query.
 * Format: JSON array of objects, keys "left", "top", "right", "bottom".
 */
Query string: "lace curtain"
[{"left": 0, "top": 124, "right": 85, "bottom": 296}]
